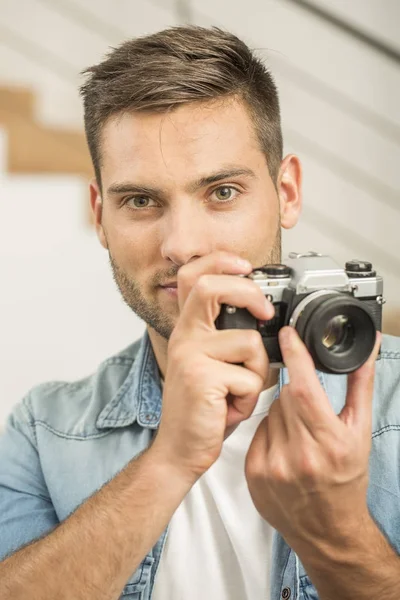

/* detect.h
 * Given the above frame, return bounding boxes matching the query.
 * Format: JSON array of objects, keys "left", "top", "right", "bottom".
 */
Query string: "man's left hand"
[{"left": 245, "top": 326, "right": 381, "bottom": 551}]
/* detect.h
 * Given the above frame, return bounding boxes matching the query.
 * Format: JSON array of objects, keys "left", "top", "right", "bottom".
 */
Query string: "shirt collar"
[
  {"left": 96, "top": 330, "right": 163, "bottom": 430},
  {"left": 96, "top": 329, "right": 329, "bottom": 431}
]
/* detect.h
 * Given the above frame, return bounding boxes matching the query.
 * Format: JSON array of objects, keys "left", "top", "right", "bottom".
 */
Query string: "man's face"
[{"left": 91, "top": 98, "right": 300, "bottom": 340}]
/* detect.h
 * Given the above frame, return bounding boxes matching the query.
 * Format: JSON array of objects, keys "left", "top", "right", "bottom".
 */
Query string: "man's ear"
[
  {"left": 90, "top": 179, "right": 108, "bottom": 250},
  {"left": 276, "top": 154, "right": 302, "bottom": 230}
]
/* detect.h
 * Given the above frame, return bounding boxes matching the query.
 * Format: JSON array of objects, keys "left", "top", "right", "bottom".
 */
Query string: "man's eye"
[
  {"left": 125, "top": 196, "right": 156, "bottom": 209},
  {"left": 212, "top": 186, "right": 239, "bottom": 203}
]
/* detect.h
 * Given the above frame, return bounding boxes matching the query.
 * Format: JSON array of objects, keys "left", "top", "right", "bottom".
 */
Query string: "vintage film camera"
[{"left": 215, "top": 252, "right": 384, "bottom": 374}]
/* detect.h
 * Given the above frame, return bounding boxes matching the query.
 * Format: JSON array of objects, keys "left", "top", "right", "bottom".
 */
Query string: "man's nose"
[{"left": 160, "top": 203, "right": 212, "bottom": 266}]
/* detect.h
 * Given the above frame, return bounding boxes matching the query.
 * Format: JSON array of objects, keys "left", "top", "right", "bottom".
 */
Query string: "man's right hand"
[{"left": 151, "top": 252, "right": 274, "bottom": 485}]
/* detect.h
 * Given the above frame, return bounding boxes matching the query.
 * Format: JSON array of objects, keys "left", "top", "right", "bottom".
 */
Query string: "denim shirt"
[{"left": 0, "top": 331, "right": 399, "bottom": 600}]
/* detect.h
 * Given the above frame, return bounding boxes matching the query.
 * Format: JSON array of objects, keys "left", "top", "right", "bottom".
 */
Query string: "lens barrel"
[{"left": 293, "top": 292, "right": 376, "bottom": 374}]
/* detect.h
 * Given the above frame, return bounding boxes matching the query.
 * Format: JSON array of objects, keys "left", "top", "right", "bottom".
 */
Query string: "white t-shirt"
[{"left": 152, "top": 384, "right": 278, "bottom": 600}]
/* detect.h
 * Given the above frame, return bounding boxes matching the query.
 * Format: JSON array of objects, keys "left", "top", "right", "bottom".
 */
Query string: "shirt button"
[{"left": 281, "top": 588, "right": 291, "bottom": 599}]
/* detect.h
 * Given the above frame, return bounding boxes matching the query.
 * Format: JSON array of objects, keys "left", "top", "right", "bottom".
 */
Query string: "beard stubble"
[{"left": 108, "top": 227, "right": 281, "bottom": 341}]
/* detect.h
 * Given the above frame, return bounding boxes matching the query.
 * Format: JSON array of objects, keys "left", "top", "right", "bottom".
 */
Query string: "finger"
[
  {"left": 178, "top": 273, "right": 274, "bottom": 333},
  {"left": 278, "top": 326, "right": 337, "bottom": 425},
  {"left": 245, "top": 415, "right": 270, "bottom": 475},
  {"left": 219, "top": 361, "right": 266, "bottom": 427},
  {"left": 246, "top": 405, "right": 287, "bottom": 476},
  {"left": 340, "top": 330, "right": 381, "bottom": 429},
  {"left": 205, "top": 328, "right": 269, "bottom": 386},
  {"left": 267, "top": 398, "right": 287, "bottom": 448},
  {"left": 177, "top": 251, "right": 253, "bottom": 311}
]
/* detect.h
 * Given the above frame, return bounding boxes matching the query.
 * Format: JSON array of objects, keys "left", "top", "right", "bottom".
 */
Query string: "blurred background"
[{"left": 0, "top": 0, "right": 399, "bottom": 425}]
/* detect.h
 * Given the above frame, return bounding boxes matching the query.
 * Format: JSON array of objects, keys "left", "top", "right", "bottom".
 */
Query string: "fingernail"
[
  {"left": 264, "top": 297, "right": 274, "bottom": 317},
  {"left": 236, "top": 258, "right": 252, "bottom": 270}
]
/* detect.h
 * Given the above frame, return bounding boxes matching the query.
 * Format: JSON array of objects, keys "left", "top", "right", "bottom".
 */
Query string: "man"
[{"left": 0, "top": 25, "right": 399, "bottom": 600}]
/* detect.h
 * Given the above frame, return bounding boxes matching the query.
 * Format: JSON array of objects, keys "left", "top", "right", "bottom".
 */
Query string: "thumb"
[{"left": 339, "top": 331, "right": 381, "bottom": 428}]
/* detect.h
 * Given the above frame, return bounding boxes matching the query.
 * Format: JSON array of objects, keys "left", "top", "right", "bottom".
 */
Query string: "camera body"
[{"left": 215, "top": 252, "right": 384, "bottom": 374}]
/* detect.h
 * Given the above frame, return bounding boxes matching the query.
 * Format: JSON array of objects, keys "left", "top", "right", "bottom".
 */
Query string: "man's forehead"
[
  {"left": 101, "top": 100, "right": 260, "bottom": 156},
  {"left": 99, "top": 106, "right": 266, "bottom": 191}
]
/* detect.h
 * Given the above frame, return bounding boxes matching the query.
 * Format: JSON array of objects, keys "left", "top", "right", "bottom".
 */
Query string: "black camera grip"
[{"left": 215, "top": 306, "right": 258, "bottom": 331}]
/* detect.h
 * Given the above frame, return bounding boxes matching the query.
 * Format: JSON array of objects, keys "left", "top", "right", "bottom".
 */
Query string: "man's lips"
[{"left": 159, "top": 282, "right": 178, "bottom": 296}]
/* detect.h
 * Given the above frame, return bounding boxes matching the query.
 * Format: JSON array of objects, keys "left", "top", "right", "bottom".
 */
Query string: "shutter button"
[{"left": 281, "top": 587, "right": 291, "bottom": 599}]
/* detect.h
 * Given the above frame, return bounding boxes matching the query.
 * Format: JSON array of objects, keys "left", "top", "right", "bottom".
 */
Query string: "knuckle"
[
  {"left": 250, "top": 375, "right": 264, "bottom": 397},
  {"left": 297, "top": 450, "right": 319, "bottom": 480},
  {"left": 246, "top": 329, "right": 262, "bottom": 351},
  {"left": 238, "top": 394, "right": 260, "bottom": 421},
  {"left": 237, "top": 376, "right": 263, "bottom": 409},
  {"left": 245, "top": 460, "right": 263, "bottom": 481},
  {"left": 290, "top": 382, "right": 307, "bottom": 399},
  {"left": 194, "top": 274, "right": 212, "bottom": 298},
  {"left": 248, "top": 365, "right": 264, "bottom": 385},
  {"left": 326, "top": 439, "right": 350, "bottom": 466},
  {"left": 267, "top": 455, "right": 288, "bottom": 483}
]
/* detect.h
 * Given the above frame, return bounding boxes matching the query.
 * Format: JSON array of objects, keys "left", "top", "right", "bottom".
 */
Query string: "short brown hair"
[{"left": 80, "top": 25, "right": 283, "bottom": 188}]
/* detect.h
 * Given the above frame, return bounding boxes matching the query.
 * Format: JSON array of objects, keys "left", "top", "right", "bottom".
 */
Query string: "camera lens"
[
  {"left": 322, "top": 315, "right": 354, "bottom": 352},
  {"left": 293, "top": 292, "right": 376, "bottom": 374}
]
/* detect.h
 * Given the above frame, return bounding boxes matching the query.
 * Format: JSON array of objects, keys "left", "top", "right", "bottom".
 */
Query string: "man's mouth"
[
  {"left": 160, "top": 282, "right": 177, "bottom": 288},
  {"left": 160, "top": 282, "right": 178, "bottom": 295}
]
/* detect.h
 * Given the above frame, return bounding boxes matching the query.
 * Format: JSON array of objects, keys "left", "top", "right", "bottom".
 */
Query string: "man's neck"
[
  {"left": 147, "top": 325, "right": 279, "bottom": 389},
  {"left": 147, "top": 326, "right": 169, "bottom": 378}
]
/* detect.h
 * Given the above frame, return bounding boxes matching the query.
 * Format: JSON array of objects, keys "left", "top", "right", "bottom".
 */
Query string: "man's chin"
[
  {"left": 145, "top": 309, "right": 179, "bottom": 342},
  {"left": 147, "top": 322, "right": 175, "bottom": 342}
]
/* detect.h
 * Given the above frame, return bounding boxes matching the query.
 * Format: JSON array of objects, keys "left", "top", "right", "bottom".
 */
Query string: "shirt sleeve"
[{"left": 0, "top": 398, "right": 59, "bottom": 561}]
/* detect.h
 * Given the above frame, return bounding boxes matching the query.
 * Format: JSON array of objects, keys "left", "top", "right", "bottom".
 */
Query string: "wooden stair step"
[
  {"left": 0, "top": 107, "right": 93, "bottom": 178},
  {"left": 0, "top": 86, "right": 35, "bottom": 119}
]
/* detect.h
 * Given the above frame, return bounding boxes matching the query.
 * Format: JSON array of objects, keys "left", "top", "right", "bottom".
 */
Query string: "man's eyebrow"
[
  {"left": 107, "top": 182, "right": 165, "bottom": 198},
  {"left": 106, "top": 167, "right": 256, "bottom": 198},
  {"left": 185, "top": 167, "right": 256, "bottom": 193}
]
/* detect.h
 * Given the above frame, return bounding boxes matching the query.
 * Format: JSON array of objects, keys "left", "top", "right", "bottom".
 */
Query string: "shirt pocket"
[{"left": 120, "top": 555, "right": 155, "bottom": 599}]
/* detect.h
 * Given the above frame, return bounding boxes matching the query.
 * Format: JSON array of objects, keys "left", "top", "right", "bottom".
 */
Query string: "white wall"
[
  {"left": 0, "top": 166, "right": 145, "bottom": 424},
  {"left": 0, "top": 0, "right": 399, "bottom": 422},
  {"left": 306, "top": 0, "right": 400, "bottom": 50}
]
